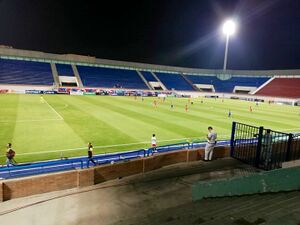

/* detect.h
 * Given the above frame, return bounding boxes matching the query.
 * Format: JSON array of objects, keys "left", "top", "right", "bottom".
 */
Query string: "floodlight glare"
[
  {"left": 223, "top": 19, "right": 236, "bottom": 36},
  {"left": 222, "top": 19, "right": 237, "bottom": 71}
]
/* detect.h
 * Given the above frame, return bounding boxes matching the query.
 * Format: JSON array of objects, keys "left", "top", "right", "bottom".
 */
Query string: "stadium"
[{"left": 0, "top": 1, "right": 300, "bottom": 225}]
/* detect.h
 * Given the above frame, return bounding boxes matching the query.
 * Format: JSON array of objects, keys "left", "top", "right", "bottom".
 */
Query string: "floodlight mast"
[{"left": 222, "top": 19, "right": 236, "bottom": 71}]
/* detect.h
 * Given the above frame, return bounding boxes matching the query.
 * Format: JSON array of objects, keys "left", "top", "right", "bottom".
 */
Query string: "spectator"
[
  {"left": 6, "top": 143, "right": 17, "bottom": 166},
  {"left": 87, "top": 142, "right": 97, "bottom": 168},
  {"left": 151, "top": 134, "right": 157, "bottom": 154},
  {"left": 204, "top": 127, "right": 217, "bottom": 161},
  {"left": 261, "top": 129, "right": 273, "bottom": 168}
]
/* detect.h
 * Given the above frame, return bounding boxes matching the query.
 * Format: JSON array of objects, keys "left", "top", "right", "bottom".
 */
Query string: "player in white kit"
[{"left": 151, "top": 134, "right": 157, "bottom": 154}]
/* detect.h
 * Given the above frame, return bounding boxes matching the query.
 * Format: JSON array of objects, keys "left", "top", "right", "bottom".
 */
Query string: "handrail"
[
  {"left": 0, "top": 159, "right": 84, "bottom": 172},
  {"left": 0, "top": 140, "right": 231, "bottom": 179}
]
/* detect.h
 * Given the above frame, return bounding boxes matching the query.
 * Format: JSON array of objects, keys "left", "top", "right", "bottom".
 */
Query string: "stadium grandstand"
[{"left": 0, "top": 46, "right": 299, "bottom": 101}]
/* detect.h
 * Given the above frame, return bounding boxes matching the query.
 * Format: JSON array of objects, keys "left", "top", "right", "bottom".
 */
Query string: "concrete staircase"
[
  {"left": 50, "top": 63, "right": 60, "bottom": 88},
  {"left": 71, "top": 65, "right": 83, "bottom": 88},
  {"left": 181, "top": 73, "right": 199, "bottom": 91},
  {"left": 151, "top": 72, "right": 167, "bottom": 90},
  {"left": 137, "top": 71, "right": 153, "bottom": 90}
]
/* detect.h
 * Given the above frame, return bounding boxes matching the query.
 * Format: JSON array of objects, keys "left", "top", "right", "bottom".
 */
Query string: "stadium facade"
[{"left": 0, "top": 45, "right": 299, "bottom": 104}]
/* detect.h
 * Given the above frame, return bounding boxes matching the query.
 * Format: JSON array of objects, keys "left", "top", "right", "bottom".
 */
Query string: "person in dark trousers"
[
  {"left": 228, "top": 109, "right": 232, "bottom": 118},
  {"left": 87, "top": 142, "right": 97, "bottom": 168},
  {"left": 6, "top": 143, "right": 17, "bottom": 166},
  {"left": 261, "top": 129, "right": 273, "bottom": 168}
]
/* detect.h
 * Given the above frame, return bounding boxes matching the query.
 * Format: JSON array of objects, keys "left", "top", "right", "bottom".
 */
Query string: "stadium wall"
[
  {"left": 0, "top": 146, "right": 230, "bottom": 202},
  {"left": 0, "top": 182, "right": 3, "bottom": 202},
  {"left": 179, "top": 91, "right": 300, "bottom": 104},
  {"left": 192, "top": 166, "right": 300, "bottom": 200},
  {"left": 0, "top": 84, "right": 53, "bottom": 93}
]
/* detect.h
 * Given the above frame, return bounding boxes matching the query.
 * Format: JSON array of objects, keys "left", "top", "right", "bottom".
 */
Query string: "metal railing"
[
  {"left": 0, "top": 140, "right": 231, "bottom": 179},
  {"left": 231, "top": 121, "right": 300, "bottom": 170}
]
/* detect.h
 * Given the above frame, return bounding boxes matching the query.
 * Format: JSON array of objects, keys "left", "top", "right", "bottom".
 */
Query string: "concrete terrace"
[{"left": 0, "top": 158, "right": 299, "bottom": 225}]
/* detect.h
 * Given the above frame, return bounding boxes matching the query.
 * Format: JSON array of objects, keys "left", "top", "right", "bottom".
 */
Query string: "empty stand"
[
  {"left": 0, "top": 58, "right": 54, "bottom": 85},
  {"left": 255, "top": 78, "right": 300, "bottom": 98},
  {"left": 77, "top": 66, "right": 149, "bottom": 89},
  {"left": 186, "top": 74, "right": 269, "bottom": 93},
  {"left": 56, "top": 63, "right": 74, "bottom": 76},
  {"left": 155, "top": 72, "right": 194, "bottom": 91},
  {"left": 140, "top": 71, "right": 157, "bottom": 82}
]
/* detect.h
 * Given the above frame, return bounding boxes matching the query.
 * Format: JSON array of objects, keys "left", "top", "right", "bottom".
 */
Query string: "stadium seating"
[
  {"left": 140, "top": 71, "right": 157, "bottom": 82},
  {"left": 155, "top": 72, "right": 194, "bottom": 91},
  {"left": 56, "top": 63, "right": 74, "bottom": 76},
  {"left": 255, "top": 78, "right": 300, "bottom": 98},
  {"left": 0, "top": 58, "right": 54, "bottom": 85},
  {"left": 77, "top": 66, "right": 148, "bottom": 89},
  {"left": 185, "top": 74, "right": 269, "bottom": 93}
]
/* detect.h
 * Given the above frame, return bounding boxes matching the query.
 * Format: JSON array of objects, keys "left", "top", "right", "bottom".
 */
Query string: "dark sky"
[{"left": 0, "top": 0, "right": 299, "bottom": 70}]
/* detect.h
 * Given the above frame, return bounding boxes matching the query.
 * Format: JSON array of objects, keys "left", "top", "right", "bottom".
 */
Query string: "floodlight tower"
[{"left": 222, "top": 19, "right": 236, "bottom": 71}]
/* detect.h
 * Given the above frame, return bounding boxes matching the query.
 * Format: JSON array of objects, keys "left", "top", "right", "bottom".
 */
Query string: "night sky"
[{"left": 0, "top": 0, "right": 299, "bottom": 70}]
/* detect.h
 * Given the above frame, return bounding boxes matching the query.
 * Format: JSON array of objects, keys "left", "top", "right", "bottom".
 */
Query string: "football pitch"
[{"left": 0, "top": 94, "right": 299, "bottom": 164}]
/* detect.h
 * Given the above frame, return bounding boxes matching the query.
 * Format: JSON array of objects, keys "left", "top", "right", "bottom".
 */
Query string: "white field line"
[
  {"left": 43, "top": 97, "right": 64, "bottom": 120},
  {"left": 0, "top": 135, "right": 230, "bottom": 157},
  {"left": 0, "top": 98, "right": 65, "bottom": 123}
]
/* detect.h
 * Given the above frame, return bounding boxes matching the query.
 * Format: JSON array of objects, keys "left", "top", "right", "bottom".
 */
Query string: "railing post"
[
  {"left": 286, "top": 133, "right": 294, "bottom": 161},
  {"left": 230, "top": 121, "right": 236, "bottom": 157},
  {"left": 255, "top": 126, "right": 264, "bottom": 168}
]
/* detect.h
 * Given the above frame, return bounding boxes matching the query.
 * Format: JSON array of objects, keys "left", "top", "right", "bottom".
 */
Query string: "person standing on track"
[
  {"left": 204, "top": 127, "right": 217, "bottom": 161},
  {"left": 151, "top": 134, "right": 157, "bottom": 154},
  {"left": 87, "top": 142, "right": 97, "bottom": 168},
  {"left": 6, "top": 143, "right": 17, "bottom": 167}
]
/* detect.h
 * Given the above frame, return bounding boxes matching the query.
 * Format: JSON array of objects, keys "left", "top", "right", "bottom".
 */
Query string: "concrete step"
[{"left": 111, "top": 191, "right": 300, "bottom": 225}]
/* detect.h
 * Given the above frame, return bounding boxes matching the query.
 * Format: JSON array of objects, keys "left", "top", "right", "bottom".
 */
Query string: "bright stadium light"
[
  {"left": 222, "top": 19, "right": 237, "bottom": 71},
  {"left": 223, "top": 19, "right": 236, "bottom": 36}
]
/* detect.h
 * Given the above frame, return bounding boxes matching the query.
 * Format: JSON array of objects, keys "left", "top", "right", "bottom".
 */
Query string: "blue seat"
[
  {"left": 56, "top": 64, "right": 74, "bottom": 76},
  {"left": 155, "top": 72, "right": 194, "bottom": 91},
  {"left": 0, "top": 59, "right": 54, "bottom": 85},
  {"left": 77, "top": 66, "right": 148, "bottom": 89},
  {"left": 140, "top": 71, "right": 157, "bottom": 82},
  {"left": 186, "top": 74, "right": 269, "bottom": 93}
]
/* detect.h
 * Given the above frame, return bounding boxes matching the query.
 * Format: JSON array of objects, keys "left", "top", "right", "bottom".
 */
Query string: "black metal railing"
[{"left": 231, "top": 122, "right": 300, "bottom": 170}]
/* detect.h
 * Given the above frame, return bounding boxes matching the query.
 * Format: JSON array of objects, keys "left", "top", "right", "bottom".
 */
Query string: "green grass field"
[{"left": 0, "top": 94, "right": 299, "bottom": 164}]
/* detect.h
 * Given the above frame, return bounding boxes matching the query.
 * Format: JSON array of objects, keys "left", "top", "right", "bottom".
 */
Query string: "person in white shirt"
[
  {"left": 151, "top": 134, "right": 157, "bottom": 153},
  {"left": 204, "top": 126, "right": 217, "bottom": 161}
]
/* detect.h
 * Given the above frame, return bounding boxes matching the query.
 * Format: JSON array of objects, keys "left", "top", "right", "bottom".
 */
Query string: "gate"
[{"left": 231, "top": 122, "right": 300, "bottom": 170}]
